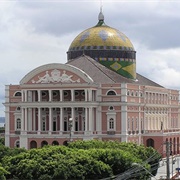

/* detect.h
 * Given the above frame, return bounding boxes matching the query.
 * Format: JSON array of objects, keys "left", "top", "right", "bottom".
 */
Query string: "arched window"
[
  {"left": 127, "top": 90, "right": 130, "bottom": 96},
  {"left": 16, "top": 118, "right": 21, "bottom": 130},
  {"left": 140, "top": 92, "right": 143, "bottom": 97},
  {"left": 14, "top": 91, "right": 21, "bottom": 97},
  {"left": 52, "top": 141, "right": 59, "bottom": 146},
  {"left": 41, "top": 141, "right": 48, "bottom": 147},
  {"left": 15, "top": 140, "right": 20, "bottom": 148},
  {"left": 131, "top": 91, "right": 134, "bottom": 96},
  {"left": 109, "top": 118, "right": 114, "bottom": 130},
  {"left": 146, "top": 138, "right": 154, "bottom": 148},
  {"left": 107, "top": 90, "right": 116, "bottom": 96},
  {"left": 75, "top": 91, "right": 80, "bottom": 97},
  {"left": 42, "top": 91, "right": 47, "bottom": 97},
  {"left": 109, "top": 106, "right": 114, "bottom": 111},
  {"left": 63, "top": 91, "right": 68, "bottom": 97},
  {"left": 128, "top": 117, "right": 130, "bottom": 130},
  {"left": 16, "top": 107, "right": 21, "bottom": 111},
  {"left": 30, "top": 141, "right": 37, "bottom": 149},
  {"left": 53, "top": 90, "right": 58, "bottom": 97}
]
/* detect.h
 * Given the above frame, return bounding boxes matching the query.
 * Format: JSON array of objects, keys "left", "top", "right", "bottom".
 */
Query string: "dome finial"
[{"left": 98, "top": 0, "right": 104, "bottom": 21}]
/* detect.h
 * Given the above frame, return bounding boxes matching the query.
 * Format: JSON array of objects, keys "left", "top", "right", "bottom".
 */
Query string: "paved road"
[{"left": 154, "top": 156, "right": 180, "bottom": 179}]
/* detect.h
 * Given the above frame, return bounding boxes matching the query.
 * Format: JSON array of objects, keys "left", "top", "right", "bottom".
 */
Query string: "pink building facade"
[
  {"left": 4, "top": 11, "right": 180, "bottom": 157},
  {"left": 4, "top": 62, "right": 180, "bottom": 156}
]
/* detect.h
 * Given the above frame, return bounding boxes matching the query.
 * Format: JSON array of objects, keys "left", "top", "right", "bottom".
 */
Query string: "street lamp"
[
  {"left": 68, "top": 117, "right": 73, "bottom": 142},
  {"left": 132, "top": 163, "right": 158, "bottom": 180}
]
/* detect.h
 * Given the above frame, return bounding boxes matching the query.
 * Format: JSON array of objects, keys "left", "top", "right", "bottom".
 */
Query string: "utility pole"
[{"left": 166, "top": 141, "right": 170, "bottom": 180}]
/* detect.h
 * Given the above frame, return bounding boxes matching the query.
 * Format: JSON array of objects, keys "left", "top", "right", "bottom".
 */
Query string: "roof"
[{"left": 66, "top": 55, "right": 163, "bottom": 88}]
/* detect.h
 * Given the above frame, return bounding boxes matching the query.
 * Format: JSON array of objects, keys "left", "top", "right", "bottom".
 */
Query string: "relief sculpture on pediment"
[{"left": 32, "top": 69, "right": 80, "bottom": 84}]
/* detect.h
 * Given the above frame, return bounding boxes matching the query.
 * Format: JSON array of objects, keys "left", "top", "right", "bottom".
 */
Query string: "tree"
[{"left": 1, "top": 140, "right": 161, "bottom": 180}]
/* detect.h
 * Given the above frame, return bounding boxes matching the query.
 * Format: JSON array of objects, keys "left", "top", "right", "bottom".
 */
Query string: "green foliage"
[
  {"left": 1, "top": 140, "right": 161, "bottom": 180},
  {"left": 0, "top": 165, "right": 9, "bottom": 180},
  {"left": 0, "top": 144, "right": 27, "bottom": 163},
  {"left": 0, "top": 137, "right": 4, "bottom": 145}
]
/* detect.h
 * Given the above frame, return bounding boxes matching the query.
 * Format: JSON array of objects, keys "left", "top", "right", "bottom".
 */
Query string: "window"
[
  {"left": 132, "top": 118, "right": 134, "bottom": 131},
  {"left": 107, "top": 90, "right": 116, "bottom": 95},
  {"left": 16, "top": 118, "right": 21, "bottom": 130},
  {"left": 15, "top": 140, "right": 20, "bottom": 148},
  {"left": 109, "top": 106, "right": 114, "bottom": 111},
  {"left": 109, "top": 118, "right": 114, "bottom": 129},
  {"left": 42, "top": 91, "right": 47, "bottom": 97},
  {"left": 128, "top": 118, "right": 130, "bottom": 130},
  {"left": 81, "top": 91, "right": 85, "bottom": 96},
  {"left": 53, "top": 91, "right": 58, "bottom": 97},
  {"left": 83, "top": 117, "right": 85, "bottom": 131},
  {"left": 14, "top": 91, "right": 21, "bottom": 96},
  {"left": 131, "top": 91, "right": 134, "bottom": 96},
  {"left": 75, "top": 91, "right": 79, "bottom": 96},
  {"left": 63, "top": 91, "right": 68, "bottom": 97},
  {"left": 42, "top": 117, "right": 46, "bottom": 131},
  {"left": 16, "top": 107, "right": 21, "bottom": 111}
]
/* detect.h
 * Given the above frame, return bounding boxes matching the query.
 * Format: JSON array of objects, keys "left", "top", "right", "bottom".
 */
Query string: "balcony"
[
  {"left": 15, "top": 130, "right": 21, "bottom": 135},
  {"left": 107, "top": 131, "right": 115, "bottom": 135}
]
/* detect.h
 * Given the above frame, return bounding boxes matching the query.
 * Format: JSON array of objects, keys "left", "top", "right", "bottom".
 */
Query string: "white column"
[
  {"left": 121, "top": 83, "right": 127, "bottom": 102},
  {"left": 88, "top": 89, "right": 92, "bottom": 101},
  {"left": 71, "top": 107, "right": 75, "bottom": 133},
  {"left": 28, "top": 108, "right": 32, "bottom": 131},
  {"left": 96, "top": 106, "right": 102, "bottom": 134},
  {"left": 5, "top": 106, "right": 10, "bottom": 147},
  {"left": 49, "top": 90, "right": 52, "bottom": 102},
  {"left": 38, "top": 90, "right": 41, "bottom": 102},
  {"left": 71, "top": 90, "right": 75, "bottom": 101},
  {"left": 85, "top": 108, "right": 88, "bottom": 131},
  {"left": 89, "top": 107, "right": 92, "bottom": 132},
  {"left": 21, "top": 108, "right": 24, "bottom": 134},
  {"left": 138, "top": 105, "right": 141, "bottom": 144},
  {"left": 38, "top": 108, "right": 41, "bottom": 134},
  {"left": 21, "top": 90, "right": 24, "bottom": 102},
  {"left": 24, "top": 90, "right": 27, "bottom": 102},
  {"left": 85, "top": 89, "right": 88, "bottom": 101},
  {"left": 49, "top": 108, "right": 52, "bottom": 134},
  {"left": 60, "top": 108, "right": 63, "bottom": 134},
  {"left": 60, "top": 90, "right": 63, "bottom": 101},
  {"left": 33, "top": 108, "right": 36, "bottom": 131},
  {"left": 24, "top": 108, "right": 27, "bottom": 134},
  {"left": 121, "top": 104, "right": 128, "bottom": 142}
]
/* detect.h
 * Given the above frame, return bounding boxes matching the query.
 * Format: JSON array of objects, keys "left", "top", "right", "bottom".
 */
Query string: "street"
[{"left": 154, "top": 156, "right": 180, "bottom": 179}]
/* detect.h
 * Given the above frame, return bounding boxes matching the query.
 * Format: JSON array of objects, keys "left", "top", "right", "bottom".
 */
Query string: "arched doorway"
[
  {"left": 63, "top": 140, "right": 68, "bottom": 146},
  {"left": 146, "top": 138, "right": 154, "bottom": 148},
  {"left": 173, "top": 138, "right": 176, "bottom": 155},
  {"left": 177, "top": 137, "right": 179, "bottom": 154},
  {"left": 52, "top": 141, "right": 59, "bottom": 146},
  {"left": 15, "top": 140, "right": 20, "bottom": 148},
  {"left": 30, "top": 140, "right": 37, "bottom": 149},
  {"left": 41, "top": 140, "right": 48, "bottom": 147}
]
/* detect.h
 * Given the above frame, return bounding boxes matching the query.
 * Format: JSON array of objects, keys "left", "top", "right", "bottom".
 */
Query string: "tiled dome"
[
  {"left": 67, "top": 11, "right": 136, "bottom": 80},
  {"left": 68, "top": 26, "right": 134, "bottom": 51}
]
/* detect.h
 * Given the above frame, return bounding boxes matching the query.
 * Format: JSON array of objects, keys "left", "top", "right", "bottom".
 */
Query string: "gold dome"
[
  {"left": 69, "top": 25, "right": 134, "bottom": 51},
  {"left": 67, "top": 11, "right": 136, "bottom": 80}
]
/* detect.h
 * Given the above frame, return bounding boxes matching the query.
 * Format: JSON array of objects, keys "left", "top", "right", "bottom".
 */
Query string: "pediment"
[{"left": 20, "top": 63, "right": 93, "bottom": 84}]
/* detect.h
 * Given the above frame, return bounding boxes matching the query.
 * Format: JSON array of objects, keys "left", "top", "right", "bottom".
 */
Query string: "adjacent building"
[{"left": 4, "top": 10, "right": 180, "bottom": 156}]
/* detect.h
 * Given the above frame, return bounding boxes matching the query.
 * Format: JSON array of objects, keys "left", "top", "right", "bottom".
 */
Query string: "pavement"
[{"left": 153, "top": 156, "right": 180, "bottom": 180}]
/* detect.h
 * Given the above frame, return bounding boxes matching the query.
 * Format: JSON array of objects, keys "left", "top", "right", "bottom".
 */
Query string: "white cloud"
[{"left": 136, "top": 44, "right": 180, "bottom": 89}]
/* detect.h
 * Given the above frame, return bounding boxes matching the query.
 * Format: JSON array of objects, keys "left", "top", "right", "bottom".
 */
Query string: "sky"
[{"left": 1, "top": 0, "right": 180, "bottom": 117}]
